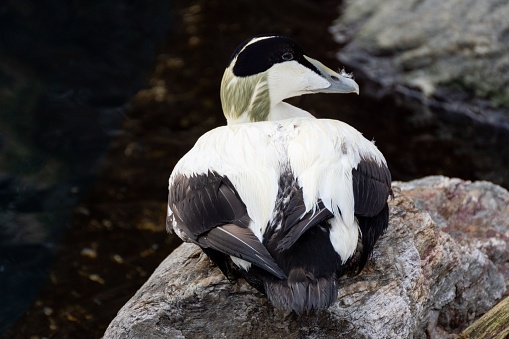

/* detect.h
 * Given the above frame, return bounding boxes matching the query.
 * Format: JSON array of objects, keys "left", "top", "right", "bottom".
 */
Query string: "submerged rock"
[
  {"left": 331, "top": 0, "right": 509, "bottom": 187},
  {"left": 104, "top": 177, "right": 507, "bottom": 338}
]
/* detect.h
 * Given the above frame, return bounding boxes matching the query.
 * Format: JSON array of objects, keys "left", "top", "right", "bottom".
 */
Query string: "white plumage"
[{"left": 167, "top": 35, "right": 391, "bottom": 313}]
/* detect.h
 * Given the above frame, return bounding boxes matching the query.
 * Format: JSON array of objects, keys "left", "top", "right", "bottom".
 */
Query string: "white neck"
[
  {"left": 266, "top": 102, "right": 315, "bottom": 121},
  {"left": 227, "top": 102, "right": 315, "bottom": 125}
]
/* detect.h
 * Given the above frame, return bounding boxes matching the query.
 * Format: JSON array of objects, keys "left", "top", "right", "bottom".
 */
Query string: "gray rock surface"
[
  {"left": 331, "top": 0, "right": 509, "bottom": 187},
  {"left": 104, "top": 177, "right": 507, "bottom": 339},
  {"left": 332, "top": 0, "right": 509, "bottom": 105},
  {"left": 398, "top": 176, "right": 509, "bottom": 296}
]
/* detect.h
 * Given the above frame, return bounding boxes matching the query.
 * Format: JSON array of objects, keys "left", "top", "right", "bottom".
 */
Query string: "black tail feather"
[{"left": 265, "top": 269, "right": 338, "bottom": 314}]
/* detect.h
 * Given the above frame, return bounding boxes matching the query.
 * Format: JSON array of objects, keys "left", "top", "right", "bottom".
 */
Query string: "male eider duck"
[{"left": 167, "top": 35, "right": 391, "bottom": 313}]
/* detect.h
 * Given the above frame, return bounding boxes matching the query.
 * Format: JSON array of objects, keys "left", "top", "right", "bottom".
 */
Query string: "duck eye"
[{"left": 282, "top": 52, "right": 294, "bottom": 61}]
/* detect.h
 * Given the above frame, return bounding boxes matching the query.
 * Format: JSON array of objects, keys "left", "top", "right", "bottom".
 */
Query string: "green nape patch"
[{"left": 220, "top": 67, "right": 270, "bottom": 122}]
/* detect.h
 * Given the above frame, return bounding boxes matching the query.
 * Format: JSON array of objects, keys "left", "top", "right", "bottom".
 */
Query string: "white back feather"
[{"left": 169, "top": 118, "right": 387, "bottom": 260}]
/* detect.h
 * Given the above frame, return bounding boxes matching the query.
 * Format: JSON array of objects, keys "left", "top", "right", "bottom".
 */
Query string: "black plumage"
[
  {"left": 167, "top": 35, "right": 392, "bottom": 314},
  {"left": 168, "top": 172, "right": 285, "bottom": 279},
  {"left": 168, "top": 163, "right": 391, "bottom": 313}
]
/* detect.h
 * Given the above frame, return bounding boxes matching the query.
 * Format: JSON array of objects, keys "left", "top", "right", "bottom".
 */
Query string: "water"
[{"left": 1, "top": 0, "right": 171, "bottom": 336}]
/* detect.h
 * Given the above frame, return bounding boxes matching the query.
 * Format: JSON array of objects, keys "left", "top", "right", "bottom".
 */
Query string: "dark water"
[
  {"left": 0, "top": 0, "right": 171, "bottom": 337},
  {"left": 1, "top": 0, "right": 507, "bottom": 338}
]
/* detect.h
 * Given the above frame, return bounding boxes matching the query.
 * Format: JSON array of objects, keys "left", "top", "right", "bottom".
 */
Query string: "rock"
[
  {"left": 330, "top": 0, "right": 509, "bottom": 187},
  {"left": 104, "top": 177, "right": 507, "bottom": 339},
  {"left": 397, "top": 176, "right": 509, "bottom": 295},
  {"left": 333, "top": 0, "right": 509, "bottom": 104}
]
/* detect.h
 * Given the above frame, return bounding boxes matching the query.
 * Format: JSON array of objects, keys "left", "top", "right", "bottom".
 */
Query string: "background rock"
[
  {"left": 331, "top": 0, "right": 509, "bottom": 187},
  {"left": 398, "top": 176, "right": 509, "bottom": 295},
  {"left": 104, "top": 177, "right": 507, "bottom": 339}
]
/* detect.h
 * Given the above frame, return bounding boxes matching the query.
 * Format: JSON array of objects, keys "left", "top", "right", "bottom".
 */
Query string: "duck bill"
[{"left": 304, "top": 56, "right": 359, "bottom": 95}]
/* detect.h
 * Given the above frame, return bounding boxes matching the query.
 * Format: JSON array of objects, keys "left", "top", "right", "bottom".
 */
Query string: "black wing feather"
[
  {"left": 168, "top": 172, "right": 246, "bottom": 237},
  {"left": 352, "top": 157, "right": 392, "bottom": 217},
  {"left": 276, "top": 201, "right": 333, "bottom": 252},
  {"left": 265, "top": 172, "right": 334, "bottom": 253},
  {"left": 168, "top": 171, "right": 285, "bottom": 278},
  {"left": 199, "top": 224, "right": 286, "bottom": 279},
  {"left": 345, "top": 157, "right": 391, "bottom": 274}
]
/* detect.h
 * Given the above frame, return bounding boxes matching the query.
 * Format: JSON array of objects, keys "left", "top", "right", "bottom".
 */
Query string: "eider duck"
[{"left": 167, "top": 35, "right": 391, "bottom": 313}]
